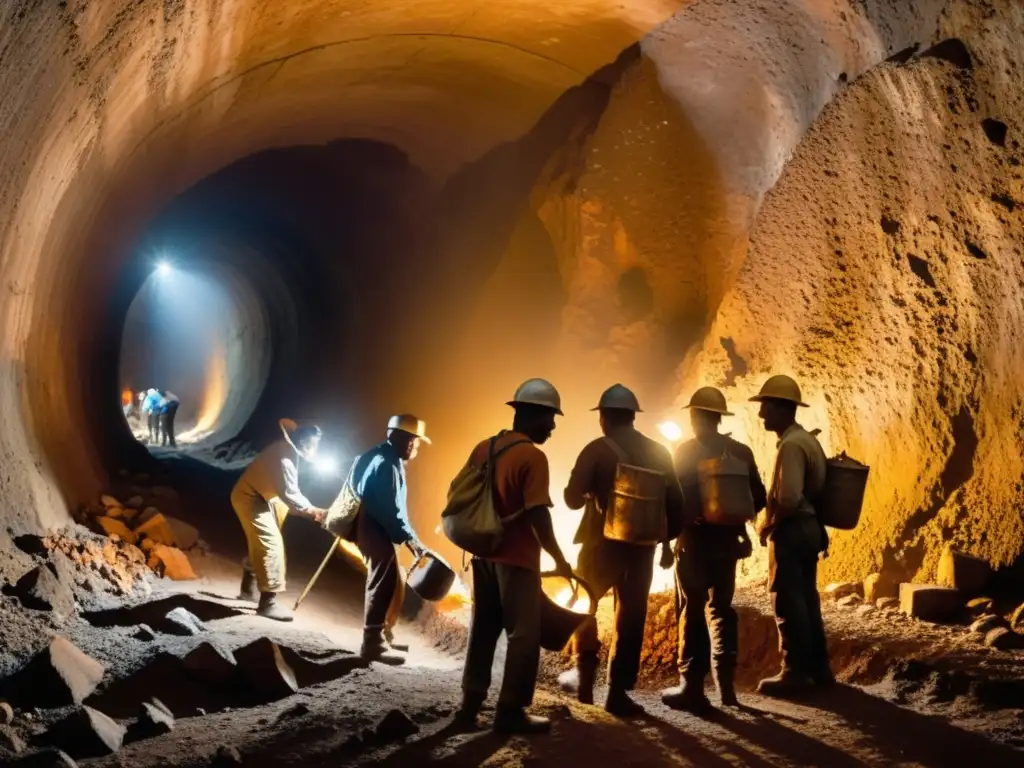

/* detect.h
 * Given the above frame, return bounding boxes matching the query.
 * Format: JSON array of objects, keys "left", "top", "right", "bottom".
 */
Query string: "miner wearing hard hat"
[
  {"left": 456, "top": 378, "right": 574, "bottom": 735},
  {"left": 559, "top": 384, "right": 686, "bottom": 717},
  {"left": 661, "top": 386, "right": 766, "bottom": 714},
  {"left": 345, "top": 414, "right": 431, "bottom": 663},
  {"left": 231, "top": 419, "right": 329, "bottom": 622},
  {"left": 750, "top": 375, "right": 832, "bottom": 697}
]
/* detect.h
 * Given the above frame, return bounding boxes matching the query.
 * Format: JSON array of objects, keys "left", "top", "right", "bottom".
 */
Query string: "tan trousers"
[{"left": 232, "top": 489, "right": 289, "bottom": 593}]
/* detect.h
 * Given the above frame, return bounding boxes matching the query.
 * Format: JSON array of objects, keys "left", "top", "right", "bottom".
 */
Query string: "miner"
[
  {"left": 456, "top": 379, "right": 574, "bottom": 734},
  {"left": 661, "top": 387, "right": 766, "bottom": 713},
  {"left": 345, "top": 414, "right": 430, "bottom": 663},
  {"left": 232, "top": 419, "right": 328, "bottom": 621},
  {"left": 750, "top": 375, "right": 833, "bottom": 696},
  {"left": 559, "top": 384, "right": 685, "bottom": 717}
]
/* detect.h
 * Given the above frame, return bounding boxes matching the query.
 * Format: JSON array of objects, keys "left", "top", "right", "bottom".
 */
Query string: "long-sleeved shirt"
[
  {"left": 565, "top": 426, "right": 685, "bottom": 547},
  {"left": 674, "top": 432, "right": 766, "bottom": 554},
  {"left": 141, "top": 391, "right": 164, "bottom": 414},
  {"left": 762, "top": 423, "right": 827, "bottom": 537},
  {"left": 348, "top": 441, "right": 415, "bottom": 544},
  {"left": 232, "top": 439, "right": 312, "bottom": 513}
]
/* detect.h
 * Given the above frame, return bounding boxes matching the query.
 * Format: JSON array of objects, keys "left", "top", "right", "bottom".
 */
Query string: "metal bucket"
[
  {"left": 698, "top": 453, "right": 755, "bottom": 526},
  {"left": 818, "top": 453, "right": 870, "bottom": 530},
  {"left": 603, "top": 463, "right": 667, "bottom": 545},
  {"left": 539, "top": 573, "right": 597, "bottom": 652},
  {"left": 406, "top": 551, "right": 456, "bottom": 602}
]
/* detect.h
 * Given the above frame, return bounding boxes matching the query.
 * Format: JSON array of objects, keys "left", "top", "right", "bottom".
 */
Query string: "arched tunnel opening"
[{"left": 2, "top": 1, "right": 1024, "bottom": 763}]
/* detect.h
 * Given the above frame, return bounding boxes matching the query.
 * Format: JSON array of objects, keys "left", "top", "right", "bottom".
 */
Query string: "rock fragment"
[
  {"left": 984, "top": 627, "right": 1024, "bottom": 651},
  {"left": 94, "top": 517, "right": 138, "bottom": 546},
  {"left": 157, "top": 607, "right": 205, "bottom": 636},
  {"left": 126, "top": 496, "right": 145, "bottom": 510},
  {"left": 837, "top": 594, "right": 863, "bottom": 608},
  {"left": 9, "top": 638, "right": 104, "bottom": 708},
  {"left": 970, "top": 614, "right": 1006, "bottom": 635},
  {"left": 100, "top": 495, "right": 121, "bottom": 509},
  {"left": 127, "top": 699, "right": 174, "bottom": 742},
  {"left": 8, "top": 747, "right": 78, "bottom": 766},
  {"left": 147, "top": 545, "right": 197, "bottom": 581},
  {"left": 1009, "top": 602, "right": 1024, "bottom": 630},
  {"left": 10, "top": 566, "right": 75, "bottom": 618},
  {"left": 133, "top": 624, "right": 156, "bottom": 641},
  {"left": 1, "top": 723, "right": 27, "bottom": 754},
  {"left": 49, "top": 706, "right": 125, "bottom": 759},
  {"left": 899, "top": 584, "right": 961, "bottom": 623},
  {"left": 234, "top": 639, "right": 298, "bottom": 701},
  {"left": 823, "top": 582, "right": 860, "bottom": 601},
  {"left": 966, "top": 596, "right": 994, "bottom": 616},
  {"left": 0, "top": 701, "right": 14, "bottom": 724},
  {"left": 212, "top": 745, "right": 243, "bottom": 765},
  {"left": 183, "top": 643, "right": 237, "bottom": 685},
  {"left": 863, "top": 572, "right": 899, "bottom": 603},
  {"left": 374, "top": 709, "right": 420, "bottom": 742},
  {"left": 936, "top": 547, "right": 991, "bottom": 595},
  {"left": 876, "top": 597, "right": 899, "bottom": 610}
]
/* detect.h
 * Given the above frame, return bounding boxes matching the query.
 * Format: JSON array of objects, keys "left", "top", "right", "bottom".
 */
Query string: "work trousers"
[
  {"left": 232, "top": 491, "right": 288, "bottom": 593},
  {"left": 351, "top": 512, "right": 402, "bottom": 639},
  {"left": 147, "top": 412, "right": 161, "bottom": 444},
  {"left": 572, "top": 539, "right": 655, "bottom": 691},
  {"left": 768, "top": 516, "right": 829, "bottom": 677},
  {"left": 463, "top": 559, "right": 542, "bottom": 710},
  {"left": 160, "top": 403, "right": 179, "bottom": 447},
  {"left": 676, "top": 542, "right": 739, "bottom": 684}
]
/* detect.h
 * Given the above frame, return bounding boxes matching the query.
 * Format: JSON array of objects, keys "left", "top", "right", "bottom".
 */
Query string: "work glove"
[
  {"left": 307, "top": 507, "right": 327, "bottom": 525},
  {"left": 552, "top": 556, "right": 575, "bottom": 581},
  {"left": 659, "top": 542, "right": 676, "bottom": 569}
]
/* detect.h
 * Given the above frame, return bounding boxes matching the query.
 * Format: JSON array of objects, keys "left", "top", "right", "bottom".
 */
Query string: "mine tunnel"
[{"left": 1, "top": 0, "right": 1024, "bottom": 765}]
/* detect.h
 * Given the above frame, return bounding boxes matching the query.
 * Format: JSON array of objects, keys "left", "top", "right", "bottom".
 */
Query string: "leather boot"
[
  {"left": 757, "top": 669, "right": 815, "bottom": 698},
  {"left": 237, "top": 570, "right": 259, "bottom": 603},
  {"left": 384, "top": 627, "right": 410, "bottom": 653},
  {"left": 715, "top": 665, "right": 739, "bottom": 707},
  {"left": 558, "top": 652, "right": 598, "bottom": 705},
  {"left": 493, "top": 706, "right": 550, "bottom": 734},
  {"left": 360, "top": 631, "right": 406, "bottom": 665},
  {"left": 661, "top": 678, "right": 713, "bottom": 715},
  {"left": 604, "top": 687, "right": 644, "bottom": 718},
  {"left": 257, "top": 592, "right": 294, "bottom": 622},
  {"left": 453, "top": 693, "right": 486, "bottom": 731}
]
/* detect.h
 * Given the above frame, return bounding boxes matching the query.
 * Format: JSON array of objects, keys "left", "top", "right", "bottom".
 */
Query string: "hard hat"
[
  {"left": 684, "top": 386, "right": 733, "bottom": 416},
  {"left": 591, "top": 383, "right": 642, "bottom": 412},
  {"left": 749, "top": 375, "right": 809, "bottom": 407},
  {"left": 388, "top": 414, "right": 432, "bottom": 444},
  {"left": 507, "top": 378, "right": 563, "bottom": 415}
]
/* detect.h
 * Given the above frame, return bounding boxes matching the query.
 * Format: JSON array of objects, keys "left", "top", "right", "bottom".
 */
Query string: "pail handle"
[{"left": 540, "top": 570, "right": 598, "bottom": 616}]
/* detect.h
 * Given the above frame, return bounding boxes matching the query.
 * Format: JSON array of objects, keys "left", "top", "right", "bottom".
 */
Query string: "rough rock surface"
[
  {"left": 147, "top": 546, "right": 197, "bottom": 581},
  {"left": 864, "top": 573, "right": 899, "bottom": 604},
  {"left": 8, "top": 566, "right": 76, "bottom": 618},
  {"left": 157, "top": 608, "right": 205, "bottom": 637},
  {"left": 899, "top": 584, "right": 962, "bottom": 623},
  {"left": 4, "top": 637, "right": 105, "bottom": 708},
  {"left": 49, "top": 706, "right": 125, "bottom": 759},
  {"left": 234, "top": 639, "right": 299, "bottom": 701},
  {"left": 182, "top": 643, "right": 237, "bottom": 685}
]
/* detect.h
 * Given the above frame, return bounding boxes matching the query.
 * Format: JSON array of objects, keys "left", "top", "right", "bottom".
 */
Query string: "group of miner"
[{"left": 228, "top": 374, "right": 833, "bottom": 735}]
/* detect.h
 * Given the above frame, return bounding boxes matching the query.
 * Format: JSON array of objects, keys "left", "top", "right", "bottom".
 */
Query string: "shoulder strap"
[{"left": 603, "top": 436, "right": 630, "bottom": 464}]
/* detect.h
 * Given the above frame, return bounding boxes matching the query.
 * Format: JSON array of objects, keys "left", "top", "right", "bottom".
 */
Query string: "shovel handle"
[
  {"left": 540, "top": 570, "right": 598, "bottom": 616},
  {"left": 293, "top": 536, "right": 340, "bottom": 611}
]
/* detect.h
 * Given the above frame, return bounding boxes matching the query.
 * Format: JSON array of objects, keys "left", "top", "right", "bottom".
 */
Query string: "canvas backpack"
[{"left": 441, "top": 432, "right": 530, "bottom": 557}]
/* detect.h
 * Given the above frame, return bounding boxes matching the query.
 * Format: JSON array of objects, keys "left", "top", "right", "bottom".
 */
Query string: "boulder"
[
  {"left": 936, "top": 547, "right": 991, "bottom": 595},
  {"left": 1, "top": 724, "right": 26, "bottom": 755},
  {"left": 972, "top": 614, "right": 1008, "bottom": 635},
  {"left": 49, "top": 706, "right": 125, "bottom": 759},
  {"left": 94, "top": 517, "right": 138, "bottom": 546},
  {"left": 1010, "top": 602, "right": 1024, "bottom": 630},
  {"left": 100, "top": 495, "right": 121, "bottom": 509},
  {"left": 147, "top": 546, "right": 197, "bottom": 581},
  {"left": 126, "top": 496, "right": 145, "bottom": 510},
  {"left": 156, "top": 607, "right": 205, "bottom": 636},
  {"left": 183, "top": 643, "right": 237, "bottom": 685},
  {"left": 135, "top": 514, "right": 199, "bottom": 550},
  {"left": 127, "top": 700, "right": 174, "bottom": 742},
  {"left": 984, "top": 627, "right": 1024, "bottom": 651},
  {"left": 133, "top": 625, "right": 156, "bottom": 642},
  {"left": 966, "top": 597, "right": 994, "bottom": 617},
  {"left": 875, "top": 597, "right": 900, "bottom": 610},
  {"left": 837, "top": 594, "right": 863, "bottom": 608},
  {"left": 212, "top": 745, "right": 243, "bottom": 766},
  {"left": 234, "top": 639, "right": 298, "bottom": 701},
  {"left": 823, "top": 582, "right": 861, "bottom": 601},
  {"left": 8, "top": 747, "right": 78, "bottom": 766},
  {"left": 140, "top": 539, "right": 156, "bottom": 553},
  {"left": 7, "top": 638, "right": 104, "bottom": 708},
  {"left": 136, "top": 508, "right": 161, "bottom": 527},
  {"left": 863, "top": 572, "right": 899, "bottom": 603},
  {"left": 374, "top": 709, "right": 420, "bottom": 742},
  {"left": 855, "top": 603, "right": 875, "bottom": 616},
  {"left": 11, "top": 567, "right": 75, "bottom": 618},
  {"left": 1, "top": 701, "right": 13, "bottom": 724},
  {"left": 899, "top": 583, "right": 962, "bottom": 623}
]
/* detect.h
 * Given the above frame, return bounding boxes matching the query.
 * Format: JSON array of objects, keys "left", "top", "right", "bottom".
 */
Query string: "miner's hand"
[{"left": 307, "top": 507, "right": 327, "bottom": 525}]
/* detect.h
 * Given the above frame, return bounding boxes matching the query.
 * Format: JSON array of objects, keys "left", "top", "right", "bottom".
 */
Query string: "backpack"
[
  {"left": 601, "top": 437, "right": 669, "bottom": 545},
  {"left": 441, "top": 432, "right": 530, "bottom": 557}
]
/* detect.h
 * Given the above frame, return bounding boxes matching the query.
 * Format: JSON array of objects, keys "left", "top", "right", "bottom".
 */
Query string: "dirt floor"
[{"left": 2, "top": 457, "right": 1023, "bottom": 767}]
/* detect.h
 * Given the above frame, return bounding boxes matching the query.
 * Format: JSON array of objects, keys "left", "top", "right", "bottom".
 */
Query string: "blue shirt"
[
  {"left": 141, "top": 391, "right": 165, "bottom": 414},
  {"left": 348, "top": 441, "right": 415, "bottom": 544}
]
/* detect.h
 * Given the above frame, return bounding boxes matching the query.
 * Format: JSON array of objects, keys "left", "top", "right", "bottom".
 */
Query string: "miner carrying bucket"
[
  {"left": 750, "top": 375, "right": 834, "bottom": 696},
  {"left": 660, "top": 387, "right": 766, "bottom": 713},
  {"left": 558, "top": 384, "right": 686, "bottom": 717}
]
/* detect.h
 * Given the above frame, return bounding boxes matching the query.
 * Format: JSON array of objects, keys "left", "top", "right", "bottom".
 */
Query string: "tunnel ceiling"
[{"left": 2, "top": 0, "right": 1022, "bottom": 588}]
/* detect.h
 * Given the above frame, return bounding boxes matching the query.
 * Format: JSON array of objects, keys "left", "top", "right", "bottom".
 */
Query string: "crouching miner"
[
  {"left": 661, "top": 387, "right": 766, "bottom": 713},
  {"left": 751, "top": 375, "right": 833, "bottom": 696},
  {"left": 559, "top": 384, "right": 685, "bottom": 716}
]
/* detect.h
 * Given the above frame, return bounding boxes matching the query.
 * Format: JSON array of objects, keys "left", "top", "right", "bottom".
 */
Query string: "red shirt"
[{"left": 469, "top": 431, "right": 553, "bottom": 571}]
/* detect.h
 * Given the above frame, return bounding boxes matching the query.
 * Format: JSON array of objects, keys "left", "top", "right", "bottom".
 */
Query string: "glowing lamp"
[
  {"left": 312, "top": 454, "right": 339, "bottom": 476},
  {"left": 657, "top": 420, "right": 683, "bottom": 443},
  {"left": 156, "top": 260, "right": 172, "bottom": 276}
]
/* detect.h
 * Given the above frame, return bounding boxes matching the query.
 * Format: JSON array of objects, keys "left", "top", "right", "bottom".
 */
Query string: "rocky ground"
[{"left": 1, "top": 464, "right": 1023, "bottom": 767}]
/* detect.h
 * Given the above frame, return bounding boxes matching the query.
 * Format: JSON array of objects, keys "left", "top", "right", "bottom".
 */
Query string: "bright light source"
[
  {"left": 657, "top": 420, "right": 683, "bottom": 443},
  {"left": 156, "top": 261, "right": 171, "bottom": 276},
  {"left": 312, "top": 455, "right": 339, "bottom": 476}
]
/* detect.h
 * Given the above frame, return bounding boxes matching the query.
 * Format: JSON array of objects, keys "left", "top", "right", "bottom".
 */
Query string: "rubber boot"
[
  {"left": 812, "top": 662, "right": 836, "bottom": 689},
  {"left": 256, "top": 592, "right": 294, "bottom": 622},
  {"left": 237, "top": 570, "right": 259, "bottom": 603},
  {"left": 661, "top": 677, "right": 713, "bottom": 715},
  {"left": 756, "top": 669, "right": 815, "bottom": 698},
  {"left": 604, "top": 687, "right": 644, "bottom": 718},
  {"left": 453, "top": 692, "right": 486, "bottom": 732},
  {"left": 715, "top": 665, "right": 739, "bottom": 707},
  {"left": 558, "top": 652, "right": 598, "bottom": 705},
  {"left": 492, "top": 706, "right": 550, "bottom": 735},
  {"left": 360, "top": 631, "right": 406, "bottom": 665}
]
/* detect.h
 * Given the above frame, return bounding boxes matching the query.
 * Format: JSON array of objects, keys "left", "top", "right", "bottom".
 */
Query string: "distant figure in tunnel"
[
  {"left": 661, "top": 387, "right": 766, "bottom": 714},
  {"left": 559, "top": 384, "right": 685, "bottom": 717},
  {"left": 159, "top": 390, "right": 180, "bottom": 447},
  {"left": 750, "top": 375, "right": 833, "bottom": 697},
  {"left": 232, "top": 419, "right": 328, "bottom": 621},
  {"left": 140, "top": 388, "right": 163, "bottom": 444},
  {"left": 344, "top": 414, "right": 431, "bottom": 663},
  {"left": 455, "top": 379, "right": 574, "bottom": 735}
]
